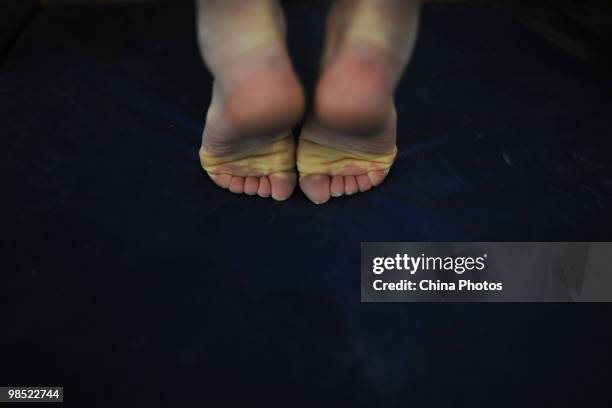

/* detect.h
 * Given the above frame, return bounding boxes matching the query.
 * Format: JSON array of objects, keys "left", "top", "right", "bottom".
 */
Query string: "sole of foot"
[
  {"left": 200, "top": 50, "right": 305, "bottom": 201},
  {"left": 297, "top": 44, "right": 398, "bottom": 204}
]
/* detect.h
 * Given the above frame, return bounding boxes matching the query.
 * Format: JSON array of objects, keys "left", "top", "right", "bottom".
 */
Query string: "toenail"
[{"left": 332, "top": 193, "right": 342, "bottom": 197}]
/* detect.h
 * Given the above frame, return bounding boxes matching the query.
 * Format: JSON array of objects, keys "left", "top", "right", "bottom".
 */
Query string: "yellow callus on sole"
[
  {"left": 199, "top": 135, "right": 296, "bottom": 177},
  {"left": 296, "top": 138, "right": 397, "bottom": 177}
]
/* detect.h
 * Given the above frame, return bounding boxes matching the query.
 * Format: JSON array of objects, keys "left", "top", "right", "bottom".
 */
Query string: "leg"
[
  {"left": 297, "top": 0, "right": 420, "bottom": 204},
  {"left": 196, "top": 0, "right": 305, "bottom": 200}
]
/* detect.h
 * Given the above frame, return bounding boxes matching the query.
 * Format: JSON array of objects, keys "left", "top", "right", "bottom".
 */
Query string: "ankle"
[
  {"left": 196, "top": 0, "right": 287, "bottom": 74},
  {"left": 314, "top": 44, "right": 394, "bottom": 133},
  {"left": 202, "top": 52, "right": 305, "bottom": 156}
]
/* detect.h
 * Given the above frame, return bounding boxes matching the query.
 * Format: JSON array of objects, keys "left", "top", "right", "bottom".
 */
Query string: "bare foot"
[
  {"left": 197, "top": 0, "right": 305, "bottom": 200},
  {"left": 297, "top": 0, "right": 420, "bottom": 204}
]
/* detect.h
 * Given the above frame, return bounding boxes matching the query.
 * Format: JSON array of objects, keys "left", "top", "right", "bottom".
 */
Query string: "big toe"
[
  {"left": 299, "top": 174, "right": 331, "bottom": 204},
  {"left": 269, "top": 171, "right": 297, "bottom": 201},
  {"left": 367, "top": 169, "right": 389, "bottom": 187}
]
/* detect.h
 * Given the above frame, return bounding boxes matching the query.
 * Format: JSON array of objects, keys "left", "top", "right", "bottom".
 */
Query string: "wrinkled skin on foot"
[{"left": 200, "top": 135, "right": 297, "bottom": 200}]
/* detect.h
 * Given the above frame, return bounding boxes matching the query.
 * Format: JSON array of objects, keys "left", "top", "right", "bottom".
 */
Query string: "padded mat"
[
  {"left": 1, "top": 2, "right": 612, "bottom": 406},
  {"left": 0, "top": 0, "right": 38, "bottom": 61}
]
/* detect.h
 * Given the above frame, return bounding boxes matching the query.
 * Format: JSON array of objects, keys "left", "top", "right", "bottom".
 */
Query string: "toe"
[
  {"left": 269, "top": 171, "right": 297, "bottom": 201},
  {"left": 299, "top": 174, "right": 331, "bottom": 204},
  {"left": 367, "top": 170, "right": 388, "bottom": 187},
  {"left": 244, "top": 176, "right": 259, "bottom": 196},
  {"left": 257, "top": 176, "right": 271, "bottom": 197},
  {"left": 357, "top": 174, "right": 372, "bottom": 192},
  {"left": 344, "top": 176, "right": 359, "bottom": 195},
  {"left": 209, "top": 173, "right": 232, "bottom": 189},
  {"left": 330, "top": 175, "right": 344, "bottom": 197},
  {"left": 229, "top": 176, "right": 245, "bottom": 194}
]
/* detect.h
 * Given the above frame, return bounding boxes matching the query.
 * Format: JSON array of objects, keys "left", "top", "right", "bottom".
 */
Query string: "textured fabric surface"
[{"left": 1, "top": 2, "right": 612, "bottom": 406}]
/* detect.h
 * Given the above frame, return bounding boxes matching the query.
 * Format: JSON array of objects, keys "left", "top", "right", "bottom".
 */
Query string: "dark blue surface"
[
  {"left": 1, "top": 2, "right": 612, "bottom": 406},
  {"left": 0, "top": 0, "right": 38, "bottom": 62}
]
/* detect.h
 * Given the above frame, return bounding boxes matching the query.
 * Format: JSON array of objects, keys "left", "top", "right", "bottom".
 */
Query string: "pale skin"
[{"left": 196, "top": 0, "right": 420, "bottom": 204}]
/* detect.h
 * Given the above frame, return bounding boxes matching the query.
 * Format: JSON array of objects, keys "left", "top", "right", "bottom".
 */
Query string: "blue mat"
[
  {"left": 1, "top": 2, "right": 611, "bottom": 406},
  {"left": 0, "top": 0, "right": 37, "bottom": 62}
]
